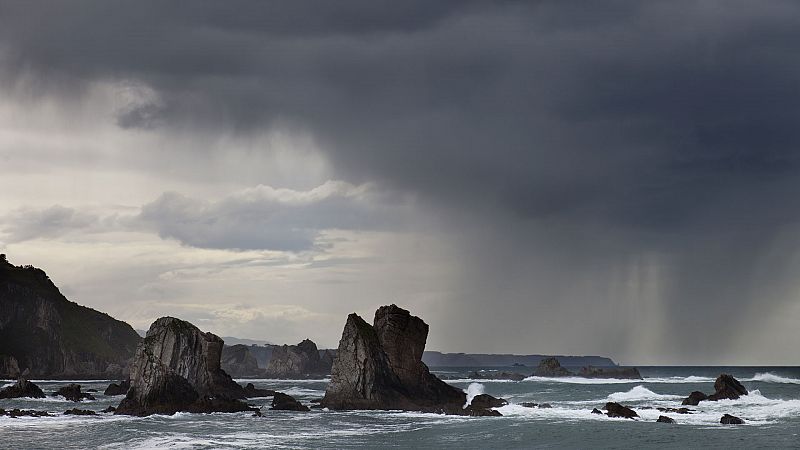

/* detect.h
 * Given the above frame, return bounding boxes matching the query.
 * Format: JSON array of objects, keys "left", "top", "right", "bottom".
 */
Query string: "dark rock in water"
[
  {"left": 265, "top": 339, "right": 331, "bottom": 378},
  {"left": 469, "top": 394, "right": 508, "bottom": 409},
  {"left": 682, "top": 391, "right": 708, "bottom": 406},
  {"left": 86, "top": 389, "right": 98, "bottom": 393},
  {"left": 533, "top": 357, "right": 573, "bottom": 377},
  {"left": 591, "top": 408, "right": 603, "bottom": 414},
  {"left": 100, "top": 406, "right": 116, "bottom": 413},
  {"left": 243, "top": 383, "right": 276, "bottom": 398},
  {"left": 538, "top": 403, "right": 552, "bottom": 409},
  {"left": 221, "top": 345, "right": 263, "bottom": 378},
  {"left": 115, "top": 317, "right": 250, "bottom": 416},
  {"left": 321, "top": 305, "right": 466, "bottom": 414},
  {"left": 465, "top": 407, "right": 502, "bottom": 416},
  {"left": 467, "top": 370, "right": 526, "bottom": 381},
  {"left": 0, "top": 408, "right": 52, "bottom": 418},
  {"left": 64, "top": 408, "right": 96, "bottom": 415},
  {"left": 578, "top": 366, "right": 642, "bottom": 380},
  {"left": 104, "top": 380, "right": 130, "bottom": 396},
  {"left": 658, "top": 407, "right": 693, "bottom": 414},
  {"left": 271, "top": 392, "right": 310, "bottom": 411},
  {"left": 521, "top": 402, "right": 538, "bottom": 408},
  {"left": 720, "top": 413, "right": 744, "bottom": 425},
  {"left": 707, "top": 374, "right": 747, "bottom": 401},
  {"left": 656, "top": 415, "right": 675, "bottom": 423},
  {"left": 604, "top": 402, "right": 638, "bottom": 419},
  {"left": 252, "top": 409, "right": 262, "bottom": 417},
  {"left": 0, "top": 257, "right": 142, "bottom": 379},
  {"left": 55, "top": 384, "right": 94, "bottom": 402},
  {"left": 0, "top": 378, "right": 45, "bottom": 399}
]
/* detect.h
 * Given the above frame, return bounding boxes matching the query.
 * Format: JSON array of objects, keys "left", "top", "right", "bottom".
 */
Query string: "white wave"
[
  {"left": 523, "top": 376, "right": 642, "bottom": 384},
  {"left": 745, "top": 372, "right": 800, "bottom": 384},
  {"left": 445, "top": 378, "right": 517, "bottom": 384},
  {"left": 607, "top": 385, "right": 683, "bottom": 402},
  {"left": 463, "top": 382, "right": 485, "bottom": 408},
  {"left": 279, "top": 387, "right": 325, "bottom": 397}
]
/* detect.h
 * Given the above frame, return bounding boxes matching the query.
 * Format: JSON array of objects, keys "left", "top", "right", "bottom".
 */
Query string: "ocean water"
[{"left": 2, "top": 367, "right": 799, "bottom": 449}]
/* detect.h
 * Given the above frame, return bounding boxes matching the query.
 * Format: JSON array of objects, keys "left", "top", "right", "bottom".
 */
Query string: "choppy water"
[{"left": 2, "top": 367, "right": 799, "bottom": 449}]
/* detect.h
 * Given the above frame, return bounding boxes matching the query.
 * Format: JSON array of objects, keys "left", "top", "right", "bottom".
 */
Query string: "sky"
[{"left": 1, "top": 1, "right": 800, "bottom": 365}]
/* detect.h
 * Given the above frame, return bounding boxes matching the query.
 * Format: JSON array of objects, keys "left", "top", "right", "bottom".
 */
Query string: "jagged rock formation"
[
  {"left": 104, "top": 380, "right": 130, "bottom": 396},
  {"left": 707, "top": 374, "right": 748, "bottom": 401},
  {"left": 265, "top": 339, "right": 331, "bottom": 378},
  {"left": 577, "top": 366, "right": 642, "bottom": 380},
  {"left": 321, "top": 305, "right": 469, "bottom": 414},
  {"left": 115, "top": 317, "right": 252, "bottom": 416},
  {"left": 0, "top": 256, "right": 142, "bottom": 378},
  {"left": 533, "top": 357, "right": 573, "bottom": 377},
  {"left": 0, "top": 378, "right": 45, "bottom": 399},
  {"left": 468, "top": 394, "right": 507, "bottom": 409},
  {"left": 604, "top": 402, "right": 638, "bottom": 419},
  {"left": 681, "top": 374, "right": 747, "bottom": 406},
  {"left": 55, "top": 384, "right": 95, "bottom": 401},
  {"left": 221, "top": 344, "right": 262, "bottom": 378},
  {"left": 271, "top": 392, "right": 310, "bottom": 411}
]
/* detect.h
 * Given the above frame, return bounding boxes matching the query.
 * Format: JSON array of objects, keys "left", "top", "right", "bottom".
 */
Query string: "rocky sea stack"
[
  {"left": 321, "top": 305, "right": 470, "bottom": 414},
  {"left": 681, "top": 374, "right": 748, "bottom": 406},
  {"left": 0, "top": 255, "right": 142, "bottom": 379},
  {"left": 220, "top": 345, "right": 262, "bottom": 378},
  {"left": 115, "top": 317, "right": 253, "bottom": 416},
  {"left": 0, "top": 378, "right": 45, "bottom": 399},
  {"left": 533, "top": 357, "right": 572, "bottom": 377},
  {"left": 265, "top": 339, "right": 333, "bottom": 378}
]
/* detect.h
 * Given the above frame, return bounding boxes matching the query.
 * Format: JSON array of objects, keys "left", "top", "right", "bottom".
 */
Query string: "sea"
[{"left": 2, "top": 366, "right": 799, "bottom": 449}]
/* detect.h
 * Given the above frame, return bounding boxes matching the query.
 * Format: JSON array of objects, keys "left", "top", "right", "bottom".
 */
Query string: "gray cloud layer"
[{"left": 2, "top": 1, "right": 800, "bottom": 363}]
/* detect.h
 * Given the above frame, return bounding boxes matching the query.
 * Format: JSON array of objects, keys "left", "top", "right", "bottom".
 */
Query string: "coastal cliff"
[{"left": 0, "top": 255, "right": 141, "bottom": 379}]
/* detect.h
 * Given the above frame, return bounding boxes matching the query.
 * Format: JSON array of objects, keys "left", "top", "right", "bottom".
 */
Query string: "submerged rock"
[
  {"left": 591, "top": 408, "right": 603, "bottom": 414},
  {"left": 64, "top": 408, "right": 96, "bottom": 415},
  {"left": 682, "top": 391, "right": 708, "bottom": 406},
  {"left": 321, "top": 305, "right": 466, "bottom": 414},
  {"left": 271, "top": 392, "right": 310, "bottom": 411},
  {"left": 243, "top": 383, "right": 276, "bottom": 398},
  {"left": 103, "top": 380, "right": 130, "bottom": 396},
  {"left": 538, "top": 403, "right": 552, "bottom": 409},
  {"left": 658, "top": 407, "right": 693, "bottom": 414},
  {"left": 0, "top": 378, "right": 45, "bottom": 399},
  {"left": 578, "top": 366, "right": 642, "bottom": 380},
  {"left": 100, "top": 406, "right": 116, "bottom": 413},
  {"left": 720, "top": 413, "right": 744, "bottom": 425},
  {"left": 533, "top": 357, "right": 573, "bottom": 377},
  {"left": 604, "top": 402, "right": 638, "bottom": 419},
  {"left": 55, "top": 384, "right": 95, "bottom": 402},
  {"left": 115, "top": 317, "right": 251, "bottom": 416},
  {"left": 521, "top": 402, "right": 538, "bottom": 408},
  {"left": 0, "top": 408, "right": 52, "bottom": 418},
  {"left": 656, "top": 415, "right": 675, "bottom": 424},
  {"left": 707, "top": 374, "right": 748, "bottom": 401}
]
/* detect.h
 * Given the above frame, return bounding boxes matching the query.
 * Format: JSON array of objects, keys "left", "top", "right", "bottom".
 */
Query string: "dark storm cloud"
[{"left": 3, "top": 0, "right": 800, "bottom": 361}]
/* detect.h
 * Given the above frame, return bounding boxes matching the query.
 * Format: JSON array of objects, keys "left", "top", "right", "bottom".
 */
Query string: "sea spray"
[{"left": 464, "top": 382, "right": 485, "bottom": 408}]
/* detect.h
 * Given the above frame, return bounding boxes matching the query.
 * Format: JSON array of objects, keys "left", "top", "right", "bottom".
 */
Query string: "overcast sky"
[{"left": 2, "top": 1, "right": 800, "bottom": 364}]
